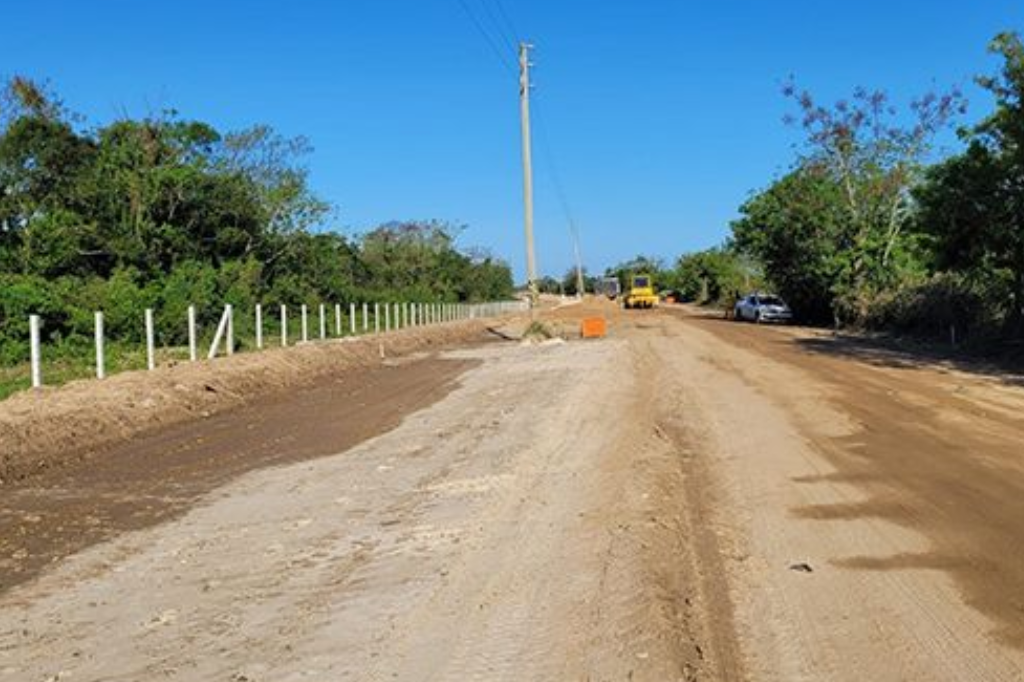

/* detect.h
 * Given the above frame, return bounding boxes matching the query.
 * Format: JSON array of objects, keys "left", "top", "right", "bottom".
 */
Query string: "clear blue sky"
[{"left": 5, "top": 1, "right": 1023, "bottom": 281}]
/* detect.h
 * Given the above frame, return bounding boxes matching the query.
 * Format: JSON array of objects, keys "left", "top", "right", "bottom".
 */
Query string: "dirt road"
[{"left": 2, "top": 301, "right": 1023, "bottom": 681}]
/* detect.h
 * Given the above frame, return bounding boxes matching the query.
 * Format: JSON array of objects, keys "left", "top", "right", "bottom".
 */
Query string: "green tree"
[
  {"left": 781, "top": 79, "right": 964, "bottom": 322},
  {"left": 606, "top": 255, "right": 666, "bottom": 292},
  {"left": 732, "top": 168, "right": 848, "bottom": 323},
  {"left": 915, "top": 32, "right": 1024, "bottom": 334},
  {"left": 673, "top": 247, "right": 755, "bottom": 305}
]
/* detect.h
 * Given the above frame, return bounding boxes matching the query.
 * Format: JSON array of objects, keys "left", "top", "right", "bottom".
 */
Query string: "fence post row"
[{"left": 21, "top": 298, "right": 522, "bottom": 390}]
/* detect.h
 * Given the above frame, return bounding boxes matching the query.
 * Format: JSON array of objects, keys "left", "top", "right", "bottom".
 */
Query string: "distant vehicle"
[
  {"left": 623, "top": 274, "right": 658, "bottom": 309},
  {"left": 595, "top": 276, "right": 621, "bottom": 300},
  {"left": 734, "top": 293, "right": 792, "bottom": 323},
  {"left": 660, "top": 289, "right": 684, "bottom": 304}
]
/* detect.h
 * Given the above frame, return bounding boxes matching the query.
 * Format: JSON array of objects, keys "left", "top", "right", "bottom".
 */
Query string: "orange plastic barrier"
[{"left": 580, "top": 317, "right": 607, "bottom": 339}]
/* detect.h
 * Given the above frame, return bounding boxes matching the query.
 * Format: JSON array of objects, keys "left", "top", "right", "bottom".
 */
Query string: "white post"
[
  {"left": 255, "top": 303, "right": 263, "bottom": 350},
  {"left": 95, "top": 311, "right": 105, "bottom": 380},
  {"left": 394, "top": 302, "right": 401, "bottom": 330},
  {"left": 226, "top": 304, "right": 234, "bottom": 356},
  {"left": 319, "top": 303, "right": 327, "bottom": 340},
  {"left": 207, "top": 305, "right": 231, "bottom": 359},
  {"left": 350, "top": 303, "right": 356, "bottom": 335},
  {"left": 385, "top": 303, "right": 391, "bottom": 333},
  {"left": 301, "top": 304, "right": 309, "bottom": 343},
  {"left": 362, "top": 303, "right": 369, "bottom": 332},
  {"left": 335, "top": 303, "right": 342, "bottom": 337},
  {"left": 188, "top": 305, "right": 197, "bottom": 362},
  {"left": 29, "top": 315, "right": 42, "bottom": 389},
  {"left": 374, "top": 303, "right": 380, "bottom": 334},
  {"left": 281, "top": 304, "right": 288, "bottom": 347},
  {"left": 145, "top": 308, "right": 156, "bottom": 371}
]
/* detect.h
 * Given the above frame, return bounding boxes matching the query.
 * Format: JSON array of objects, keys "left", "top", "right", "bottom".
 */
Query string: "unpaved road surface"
[{"left": 2, "top": 301, "right": 1024, "bottom": 681}]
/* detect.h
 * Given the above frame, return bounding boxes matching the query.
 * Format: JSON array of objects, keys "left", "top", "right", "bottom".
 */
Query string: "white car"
[{"left": 734, "top": 294, "right": 793, "bottom": 324}]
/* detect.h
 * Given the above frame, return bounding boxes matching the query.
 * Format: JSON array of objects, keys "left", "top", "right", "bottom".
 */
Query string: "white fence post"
[
  {"left": 394, "top": 302, "right": 401, "bottom": 330},
  {"left": 95, "top": 311, "right": 105, "bottom": 379},
  {"left": 335, "top": 303, "right": 342, "bottom": 337},
  {"left": 374, "top": 303, "right": 380, "bottom": 334},
  {"left": 226, "top": 304, "right": 234, "bottom": 356},
  {"left": 145, "top": 308, "right": 156, "bottom": 371},
  {"left": 362, "top": 303, "right": 368, "bottom": 332},
  {"left": 319, "top": 303, "right": 327, "bottom": 340},
  {"left": 188, "top": 305, "right": 197, "bottom": 362},
  {"left": 280, "top": 304, "right": 288, "bottom": 347},
  {"left": 255, "top": 303, "right": 263, "bottom": 350},
  {"left": 29, "top": 315, "right": 42, "bottom": 389},
  {"left": 350, "top": 303, "right": 356, "bottom": 335},
  {"left": 208, "top": 305, "right": 231, "bottom": 359},
  {"left": 385, "top": 302, "right": 391, "bottom": 333},
  {"left": 301, "top": 304, "right": 309, "bottom": 343}
]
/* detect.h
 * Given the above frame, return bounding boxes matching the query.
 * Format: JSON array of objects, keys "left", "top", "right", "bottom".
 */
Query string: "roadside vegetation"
[
  {"left": 0, "top": 77, "right": 514, "bottom": 395},
  {"left": 606, "top": 32, "right": 1024, "bottom": 352}
]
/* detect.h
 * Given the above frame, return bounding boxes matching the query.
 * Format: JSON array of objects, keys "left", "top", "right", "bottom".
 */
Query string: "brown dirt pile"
[{"left": 0, "top": 319, "right": 515, "bottom": 484}]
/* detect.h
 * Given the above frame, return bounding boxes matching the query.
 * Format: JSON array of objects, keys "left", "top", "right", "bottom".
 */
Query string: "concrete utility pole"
[
  {"left": 572, "top": 226, "right": 585, "bottom": 297},
  {"left": 519, "top": 42, "right": 539, "bottom": 307}
]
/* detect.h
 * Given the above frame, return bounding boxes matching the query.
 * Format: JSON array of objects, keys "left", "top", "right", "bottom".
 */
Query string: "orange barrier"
[{"left": 580, "top": 317, "right": 607, "bottom": 339}]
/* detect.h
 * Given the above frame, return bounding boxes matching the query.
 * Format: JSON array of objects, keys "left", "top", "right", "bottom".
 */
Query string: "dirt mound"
[{"left": 0, "top": 320, "right": 515, "bottom": 485}]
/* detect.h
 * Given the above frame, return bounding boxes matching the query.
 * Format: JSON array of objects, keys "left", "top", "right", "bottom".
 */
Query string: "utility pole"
[
  {"left": 572, "top": 230, "right": 585, "bottom": 298},
  {"left": 519, "top": 42, "right": 539, "bottom": 307}
]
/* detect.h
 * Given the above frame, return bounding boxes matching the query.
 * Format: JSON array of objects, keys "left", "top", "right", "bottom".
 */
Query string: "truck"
[
  {"left": 623, "top": 274, "right": 658, "bottom": 309},
  {"left": 595, "top": 276, "right": 621, "bottom": 300}
]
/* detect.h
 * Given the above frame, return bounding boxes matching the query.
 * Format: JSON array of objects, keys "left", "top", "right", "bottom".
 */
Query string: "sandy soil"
[
  {"left": 2, "top": 299, "right": 1024, "bottom": 681},
  {"left": 0, "top": 319, "right": 510, "bottom": 484}
]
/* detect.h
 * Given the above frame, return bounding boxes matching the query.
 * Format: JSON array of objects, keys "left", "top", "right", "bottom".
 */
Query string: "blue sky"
[{"left": 5, "top": 1, "right": 1023, "bottom": 281}]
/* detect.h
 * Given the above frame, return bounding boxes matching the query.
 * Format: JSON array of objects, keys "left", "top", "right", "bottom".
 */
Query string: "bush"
[{"left": 867, "top": 272, "right": 1009, "bottom": 342}]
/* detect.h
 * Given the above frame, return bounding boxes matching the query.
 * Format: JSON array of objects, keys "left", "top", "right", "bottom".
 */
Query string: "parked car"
[{"left": 734, "top": 293, "right": 793, "bottom": 324}]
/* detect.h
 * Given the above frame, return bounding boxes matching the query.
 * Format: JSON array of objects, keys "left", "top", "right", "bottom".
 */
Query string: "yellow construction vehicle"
[{"left": 623, "top": 274, "right": 658, "bottom": 309}]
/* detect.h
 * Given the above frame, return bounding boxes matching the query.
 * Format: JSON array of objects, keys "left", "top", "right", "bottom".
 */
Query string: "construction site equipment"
[
  {"left": 595, "top": 276, "right": 621, "bottom": 300},
  {"left": 623, "top": 274, "right": 658, "bottom": 309},
  {"left": 580, "top": 317, "right": 607, "bottom": 338}
]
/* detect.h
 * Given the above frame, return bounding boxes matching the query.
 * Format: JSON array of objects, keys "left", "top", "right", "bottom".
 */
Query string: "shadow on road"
[
  {"left": 669, "top": 304, "right": 1024, "bottom": 388},
  {"left": 792, "top": 333, "right": 1024, "bottom": 388}
]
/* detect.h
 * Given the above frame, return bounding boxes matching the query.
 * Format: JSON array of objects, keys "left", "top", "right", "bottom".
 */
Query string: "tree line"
[
  {"left": 0, "top": 78, "right": 513, "bottom": 363},
  {"left": 610, "top": 32, "right": 1024, "bottom": 345}
]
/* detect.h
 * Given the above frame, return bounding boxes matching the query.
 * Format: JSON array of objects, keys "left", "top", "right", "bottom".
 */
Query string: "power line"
[
  {"left": 456, "top": 0, "right": 516, "bottom": 75},
  {"left": 533, "top": 96, "right": 586, "bottom": 287},
  {"left": 492, "top": 0, "right": 521, "bottom": 44},
  {"left": 477, "top": 0, "right": 517, "bottom": 54}
]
